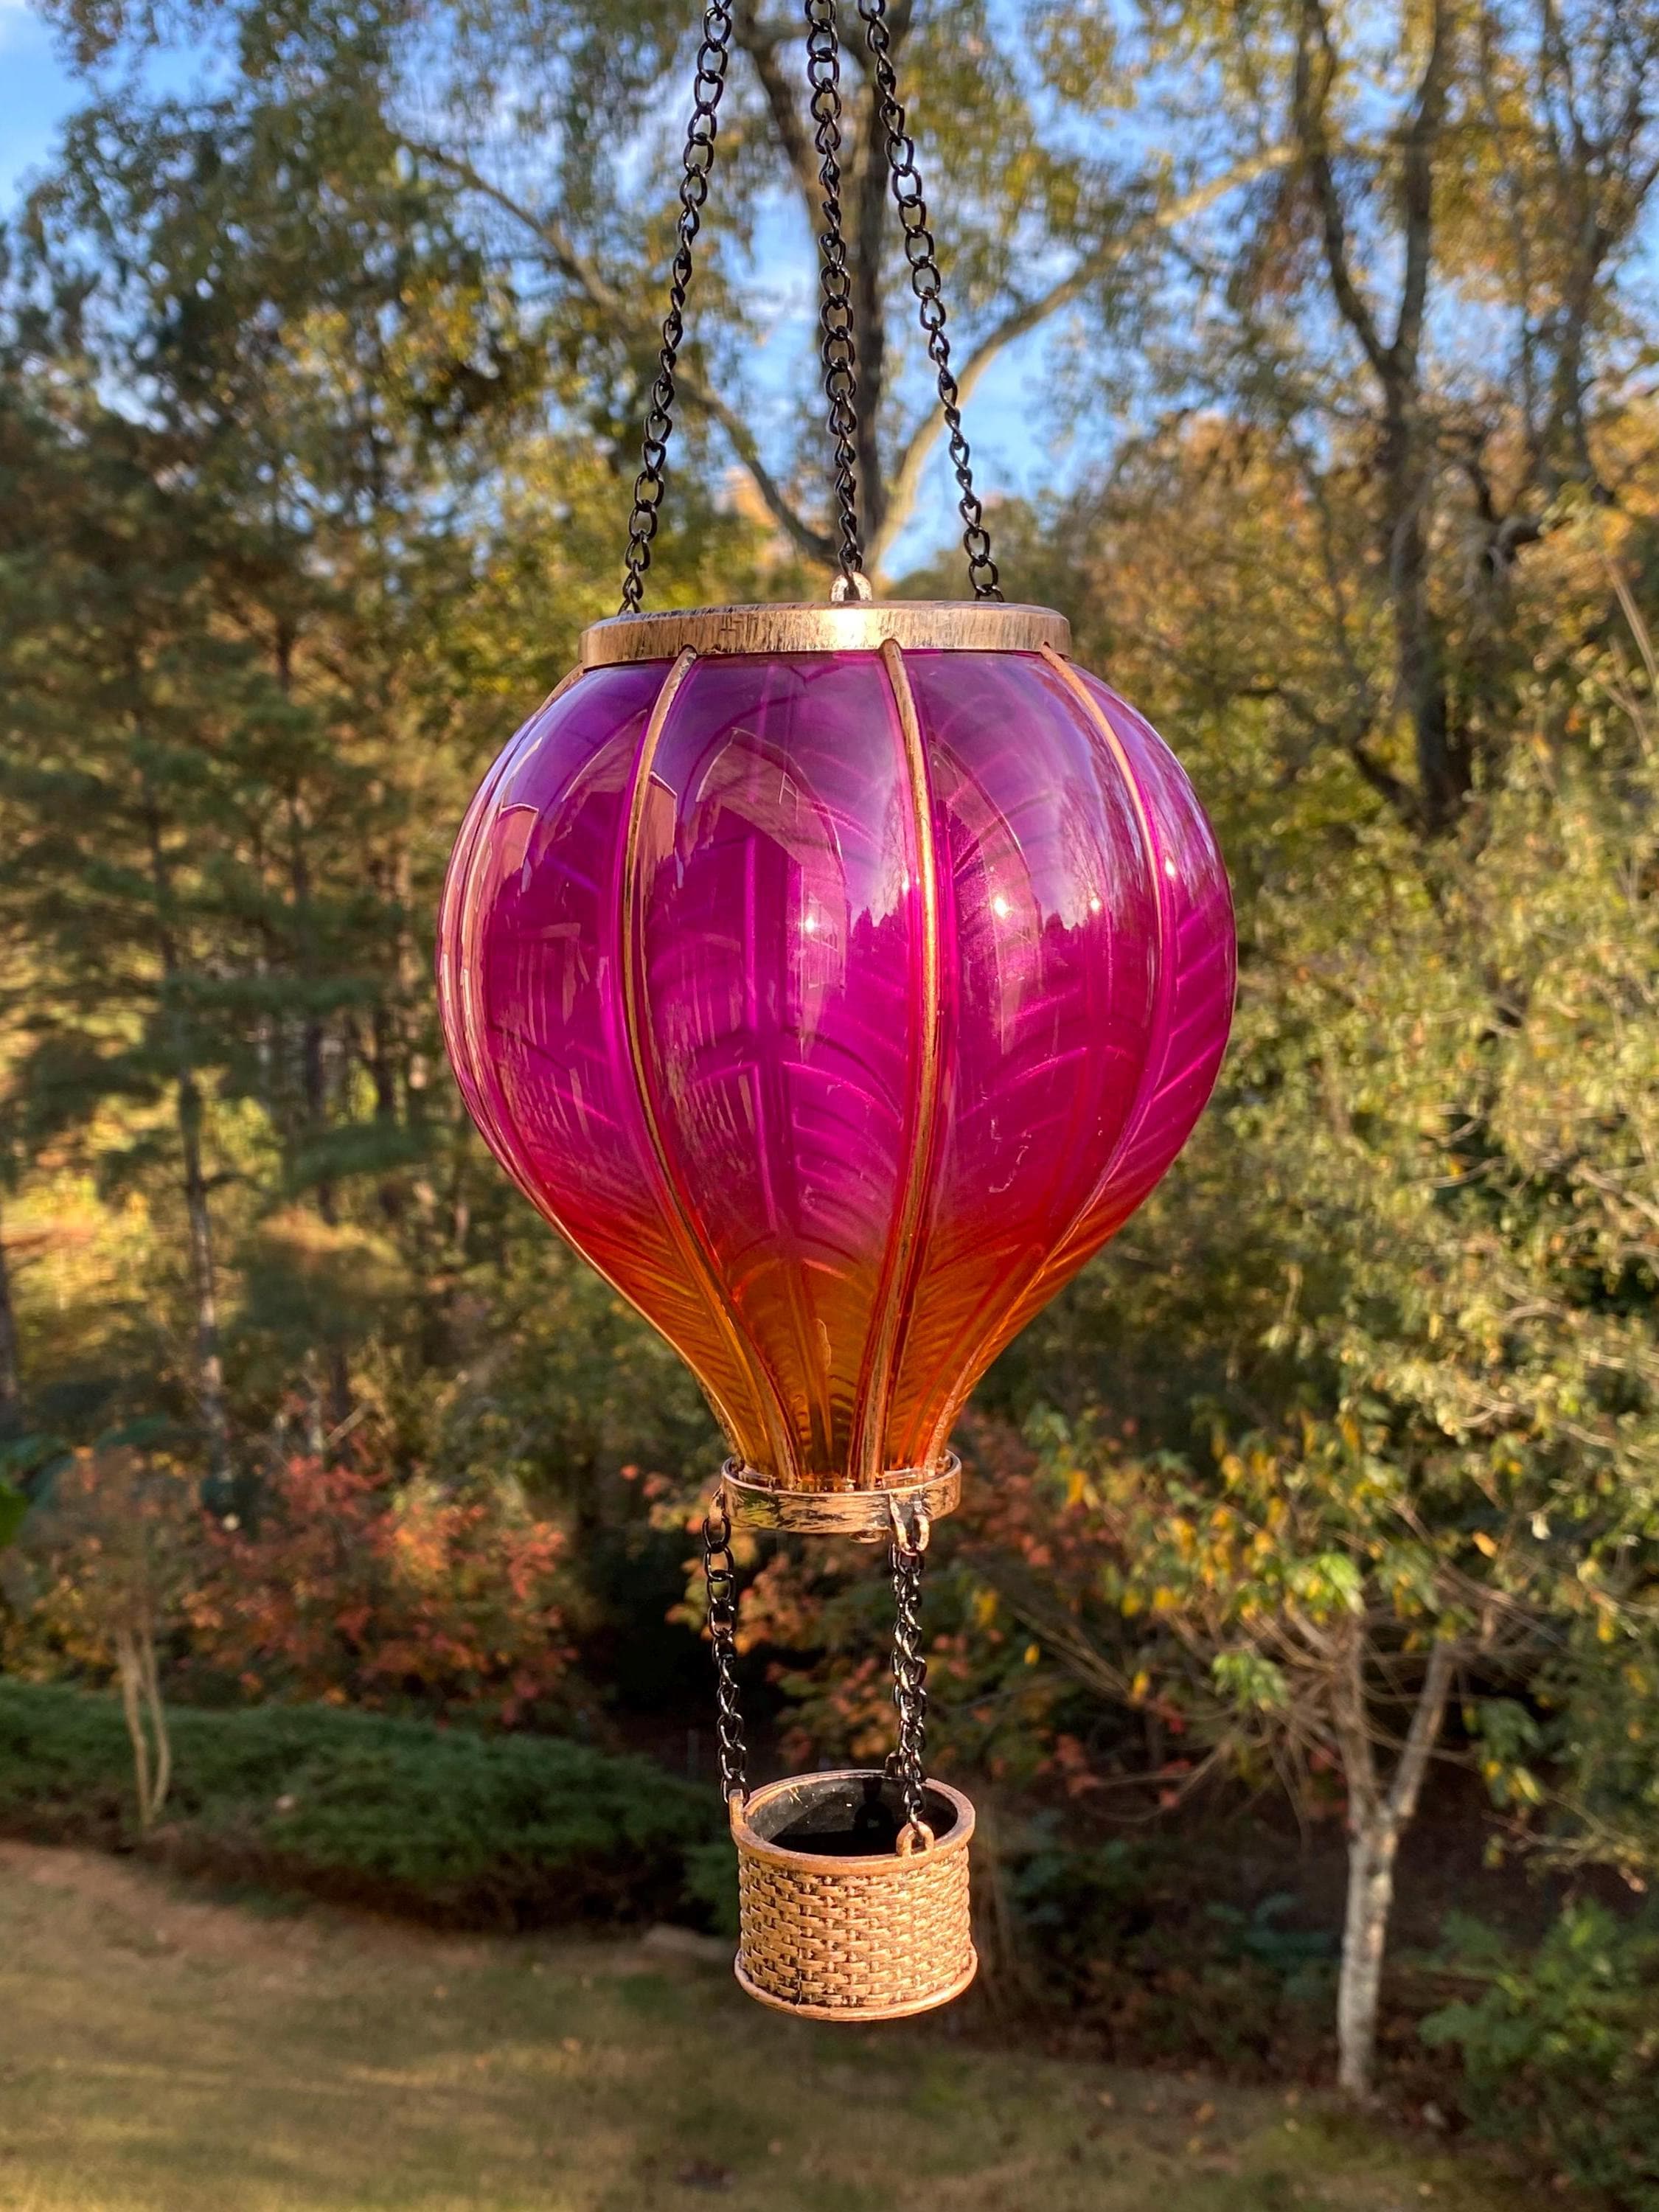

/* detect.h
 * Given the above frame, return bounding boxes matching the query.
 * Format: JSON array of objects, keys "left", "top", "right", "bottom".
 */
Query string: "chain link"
[
  {"left": 886, "top": 1503, "right": 931, "bottom": 1834},
  {"left": 805, "top": 0, "right": 866, "bottom": 587},
  {"left": 856, "top": 0, "right": 1002, "bottom": 600},
  {"left": 702, "top": 1489, "right": 749, "bottom": 1808},
  {"left": 618, "top": 4, "right": 735, "bottom": 616}
]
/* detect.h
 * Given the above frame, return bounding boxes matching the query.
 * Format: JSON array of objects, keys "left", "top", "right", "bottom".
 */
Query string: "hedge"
[{"left": 0, "top": 1678, "right": 727, "bottom": 1929}]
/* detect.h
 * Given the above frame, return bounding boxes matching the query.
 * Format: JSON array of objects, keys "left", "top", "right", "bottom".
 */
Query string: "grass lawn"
[{"left": 0, "top": 1839, "right": 1527, "bottom": 2212}]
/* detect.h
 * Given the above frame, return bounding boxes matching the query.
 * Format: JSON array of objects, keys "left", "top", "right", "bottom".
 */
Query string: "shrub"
[
  {"left": 182, "top": 1457, "right": 577, "bottom": 1724},
  {"left": 1001, "top": 1816, "right": 1336, "bottom": 2076},
  {"left": 1422, "top": 1903, "right": 1659, "bottom": 2210},
  {"left": 0, "top": 1678, "right": 724, "bottom": 1928}
]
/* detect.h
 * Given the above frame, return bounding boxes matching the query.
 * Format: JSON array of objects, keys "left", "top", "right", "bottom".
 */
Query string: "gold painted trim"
[
  {"left": 617, "top": 648, "right": 800, "bottom": 1481},
  {"left": 581, "top": 599, "right": 1071, "bottom": 669},
  {"left": 846, "top": 638, "right": 947, "bottom": 1487},
  {"left": 1015, "top": 641, "right": 1172, "bottom": 1306},
  {"left": 723, "top": 1452, "right": 961, "bottom": 1538},
  {"left": 915, "top": 648, "right": 1161, "bottom": 1470},
  {"left": 442, "top": 662, "right": 767, "bottom": 1447}
]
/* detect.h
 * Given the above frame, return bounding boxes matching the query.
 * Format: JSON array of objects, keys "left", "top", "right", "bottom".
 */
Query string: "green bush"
[
  {"left": 0, "top": 1679, "right": 725, "bottom": 1928},
  {"left": 1422, "top": 1903, "right": 1659, "bottom": 2210},
  {"left": 1005, "top": 1819, "right": 1336, "bottom": 2075}
]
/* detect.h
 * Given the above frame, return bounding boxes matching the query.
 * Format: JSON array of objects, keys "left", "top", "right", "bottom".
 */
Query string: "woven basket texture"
[{"left": 733, "top": 1772, "right": 975, "bottom": 2019}]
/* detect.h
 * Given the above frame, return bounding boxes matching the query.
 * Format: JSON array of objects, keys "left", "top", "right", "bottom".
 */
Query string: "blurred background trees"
[{"left": 3, "top": 0, "right": 1659, "bottom": 2165}]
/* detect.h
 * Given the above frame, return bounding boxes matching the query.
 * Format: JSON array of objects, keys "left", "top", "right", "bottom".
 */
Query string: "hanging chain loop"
[
  {"left": 703, "top": 1485, "right": 749, "bottom": 1810},
  {"left": 886, "top": 1498, "right": 931, "bottom": 1840},
  {"left": 856, "top": 0, "right": 1003, "bottom": 600},
  {"left": 618, "top": 3, "right": 735, "bottom": 615},
  {"left": 806, "top": 0, "right": 866, "bottom": 588}
]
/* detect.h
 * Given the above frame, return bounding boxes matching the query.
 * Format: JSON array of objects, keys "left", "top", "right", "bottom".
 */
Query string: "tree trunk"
[
  {"left": 1332, "top": 1634, "right": 1458, "bottom": 2101},
  {"left": 142, "top": 779, "right": 230, "bottom": 1500},
  {"left": 850, "top": 41, "right": 894, "bottom": 548},
  {"left": 1337, "top": 1810, "right": 1400, "bottom": 2098},
  {"left": 138, "top": 1618, "right": 171, "bottom": 1821},
  {"left": 114, "top": 1617, "right": 170, "bottom": 1829},
  {"left": 175, "top": 1068, "right": 230, "bottom": 1496},
  {"left": 1382, "top": 404, "right": 1464, "bottom": 830},
  {"left": 288, "top": 781, "right": 352, "bottom": 1439},
  {"left": 114, "top": 1622, "right": 155, "bottom": 1829},
  {"left": 0, "top": 1196, "right": 24, "bottom": 1441},
  {"left": 302, "top": 1347, "right": 326, "bottom": 1459}
]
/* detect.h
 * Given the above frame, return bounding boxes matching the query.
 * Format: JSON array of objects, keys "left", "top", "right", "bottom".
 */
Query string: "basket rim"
[
  {"left": 732, "top": 1946, "right": 980, "bottom": 2023},
  {"left": 731, "top": 1767, "right": 975, "bottom": 1874}
]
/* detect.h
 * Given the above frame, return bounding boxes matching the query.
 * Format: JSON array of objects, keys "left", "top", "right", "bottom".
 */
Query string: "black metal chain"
[
  {"left": 702, "top": 1489, "right": 749, "bottom": 1808},
  {"left": 804, "top": 0, "right": 865, "bottom": 588},
  {"left": 856, "top": 0, "right": 1003, "bottom": 600},
  {"left": 618, "top": 3, "right": 735, "bottom": 616},
  {"left": 887, "top": 1503, "right": 931, "bottom": 1834}
]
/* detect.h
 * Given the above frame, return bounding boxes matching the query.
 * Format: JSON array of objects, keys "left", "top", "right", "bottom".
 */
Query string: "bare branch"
[
  {"left": 1394, "top": 0, "right": 1455, "bottom": 377},
  {"left": 403, "top": 137, "right": 835, "bottom": 568},
  {"left": 1384, "top": 1640, "right": 1458, "bottom": 1828},
  {"left": 733, "top": 4, "right": 822, "bottom": 218},
  {"left": 852, "top": 43, "right": 892, "bottom": 543},
  {"left": 868, "top": 146, "right": 1295, "bottom": 572},
  {"left": 1332, "top": 1613, "right": 1381, "bottom": 1818},
  {"left": 1293, "top": 0, "right": 1391, "bottom": 383}
]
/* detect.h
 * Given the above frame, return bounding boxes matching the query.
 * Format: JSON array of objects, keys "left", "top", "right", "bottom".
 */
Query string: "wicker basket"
[{"left": 730, "top": 1769, "right": 976, "bottom": 2021}]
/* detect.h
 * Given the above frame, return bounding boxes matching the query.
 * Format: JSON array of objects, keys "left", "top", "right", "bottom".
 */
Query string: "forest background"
[{"left": 2, "top": 0, "right": 1659, "bottom": 2192}]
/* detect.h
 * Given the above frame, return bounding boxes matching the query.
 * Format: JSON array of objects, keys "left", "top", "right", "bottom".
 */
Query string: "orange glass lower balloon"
[{"left": 437, "top": 639, "right": 1234, "bottom": 1488}]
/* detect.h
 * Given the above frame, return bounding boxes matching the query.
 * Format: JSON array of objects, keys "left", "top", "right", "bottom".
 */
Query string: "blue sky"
[
  {"left": 0, "top": 0, "right": 1064, "bottom": 574},
  {"left": 0, "top": 0, "right": 77, "bottom": 202}
]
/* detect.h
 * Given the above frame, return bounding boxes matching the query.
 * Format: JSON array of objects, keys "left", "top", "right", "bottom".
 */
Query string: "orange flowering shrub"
[{"left": 184, "top": 1457, "right": 575, "bottom": 1725}]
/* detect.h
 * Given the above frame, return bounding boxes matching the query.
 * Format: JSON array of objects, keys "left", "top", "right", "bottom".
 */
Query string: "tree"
[
  {"left": 40, "top": 0, "right": 1293, "bottom": 588},
  {"left": 1111, "top": 0, "right": 1659, "bottom": 831},
  {"left": 11, "top": 1447, "right": 193, "bottom": 1826},
  {"left": 1, "top": 27, "right": 755, "bottom": 1525},
  {"left": 980, "top": 476, "right": 1659, "bottom": 2096}
]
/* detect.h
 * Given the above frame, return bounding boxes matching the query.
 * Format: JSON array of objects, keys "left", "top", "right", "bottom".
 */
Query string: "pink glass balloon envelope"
[{"left": 437, "top": 619, "right": 1235, "bottom": 1495}]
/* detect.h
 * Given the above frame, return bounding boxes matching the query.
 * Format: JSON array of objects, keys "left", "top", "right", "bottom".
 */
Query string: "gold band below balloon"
[
  {"left": 580, "top": 599, "right": 1071, "bottom": 668},
  {"left": 721, "top": 1453, "right": 961, "bottom": 1539}
]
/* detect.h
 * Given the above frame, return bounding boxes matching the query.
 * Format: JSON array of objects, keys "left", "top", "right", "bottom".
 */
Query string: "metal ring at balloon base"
[{"left": 720, "top": 1453, "right": 961, "bottom": 1540}]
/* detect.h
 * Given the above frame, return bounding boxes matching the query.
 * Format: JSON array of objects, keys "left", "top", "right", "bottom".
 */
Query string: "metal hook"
[{"left": 886, "top": 1491, "right": 930, "bottom": 1556}]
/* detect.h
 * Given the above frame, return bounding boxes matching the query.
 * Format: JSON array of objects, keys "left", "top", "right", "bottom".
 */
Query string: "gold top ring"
[{"left": 579, "top": 599, "right": 1071, "bottom": 668}]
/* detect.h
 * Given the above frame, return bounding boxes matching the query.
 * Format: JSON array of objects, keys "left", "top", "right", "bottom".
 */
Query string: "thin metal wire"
[
  {"left": 805, "top": 0, "right": 865, "bottom": 587},
  {"left": 618, "top": 3, "right": 735, "bottom": 615},
  {"left": 703, "top": 1488, "right": 749, "bottom": 1807},
  {"left": 856, "top": 0, "right": 1003, "bottom": 599},
  {"left": 887, "top": 1502, "right": 931, "bottom": 1833}
]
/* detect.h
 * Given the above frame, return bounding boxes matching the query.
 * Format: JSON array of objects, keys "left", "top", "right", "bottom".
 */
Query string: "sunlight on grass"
[{"left": 0, "top": 1843, "right": 1522, "bottom": 2212}]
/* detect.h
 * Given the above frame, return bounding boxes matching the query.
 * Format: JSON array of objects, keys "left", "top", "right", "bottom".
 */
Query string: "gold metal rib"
[
  {"left": 617, "top": 647, "right": 801, "bottom": 1482},
  {"left": 848, "top": 639, "right": 947, "bottom": 1487}
]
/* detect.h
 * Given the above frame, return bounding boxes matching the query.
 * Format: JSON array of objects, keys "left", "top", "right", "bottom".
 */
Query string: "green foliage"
[
  {"left": 0, "top": 1678, "right": 724, "bottom": 1927},
  {"left": 1003, "top": 1818, "right": 1336, "bottom": 2076},
  {"left": 1423, "top": 1905, "right": 1659, "bottom": 2209}
]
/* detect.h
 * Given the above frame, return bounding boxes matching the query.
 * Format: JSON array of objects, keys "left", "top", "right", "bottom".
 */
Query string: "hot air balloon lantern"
[{"left": 437, "top": 0, "right": 1235, "bottom": 2023}]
